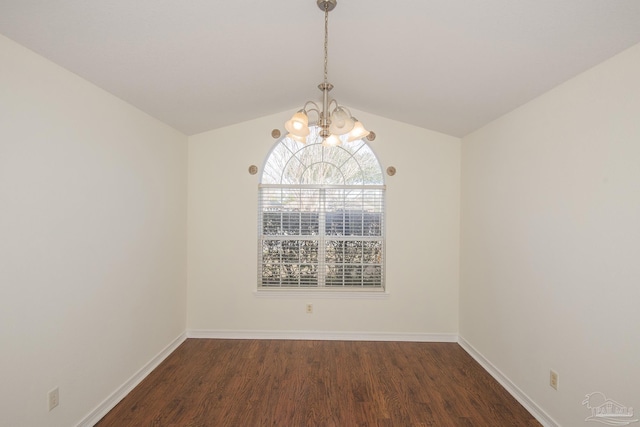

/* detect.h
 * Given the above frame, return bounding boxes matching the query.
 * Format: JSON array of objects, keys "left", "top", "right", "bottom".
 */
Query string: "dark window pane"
[
  {"left": 299, "top": 240, "right": 318, "bottom": 263},
  {"left": 363, "top": 265, "right": 382, "bottom": 286},
  {"left": 363, "top": 241, "right": 382, "bottom": 264},
  {"left": 325, "top": 240, "right": 345, "bottom": 263},
  {"left": 364, "top": 212, "right": 382, "bottom": 236},
  {"left": 300, "top": 212, "right": 319, "bottom": 235},
  {"left": 343, "top": 266, "right": 363, "bottom": 286},
  {"left": 325, "top": 264, "right": 343, "bottom": 287}
]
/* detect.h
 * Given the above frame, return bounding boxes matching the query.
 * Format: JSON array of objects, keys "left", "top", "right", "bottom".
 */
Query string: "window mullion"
[{"left": 318, "top": 188, "right": 326, "bottom": 287}]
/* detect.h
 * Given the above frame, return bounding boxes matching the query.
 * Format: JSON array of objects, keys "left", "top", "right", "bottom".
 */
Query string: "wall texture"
[
  {"left": 0, "top": 34, "right": 188, "bottom": 426},
  {"left": 187, "top": 109, "right": 461, "bottom": 338},
  {"left": 460, "top": 43, "right": 640, "bottom": 425}
]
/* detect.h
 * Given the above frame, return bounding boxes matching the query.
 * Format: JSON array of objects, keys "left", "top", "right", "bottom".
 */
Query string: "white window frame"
[{"left": 257, "top": 128, "right": 386, "bottom": 292}]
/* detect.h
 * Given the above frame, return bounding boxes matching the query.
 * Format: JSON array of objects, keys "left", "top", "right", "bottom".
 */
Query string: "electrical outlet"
[
  {"left": 306, "top": 303, "right": 313, "bottom": 314},
  {"left": 550, "top": 370, "right": 559, "bottom": 390},
  {"left": 48, "top": 387, "right": 59, "bottom": 411}
]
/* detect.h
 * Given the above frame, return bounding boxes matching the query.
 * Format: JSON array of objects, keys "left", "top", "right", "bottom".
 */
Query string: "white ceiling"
[{"left": 2, "top": 0, "right": 640, "bottom": 137}]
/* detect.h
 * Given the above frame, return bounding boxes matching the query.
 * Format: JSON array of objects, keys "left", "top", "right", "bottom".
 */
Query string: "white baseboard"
[
  {"left": 457, "top": 336, "right": 559, "bottom": 427},
  {"left": 187, "top": 329, "right": 458, "bottom": 342},
  {"left": 77, "top": 332, "right": 187, "bottom": 427}
]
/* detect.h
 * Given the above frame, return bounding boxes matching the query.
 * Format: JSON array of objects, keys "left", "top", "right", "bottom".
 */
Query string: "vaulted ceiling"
[{"left": 2, "top": 0, "right": 640, "bottom": 137}]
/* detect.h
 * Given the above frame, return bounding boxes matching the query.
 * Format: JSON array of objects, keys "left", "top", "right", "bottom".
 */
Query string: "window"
[{"left": 258, "top": 126, "right": 385, "bottom": 289}]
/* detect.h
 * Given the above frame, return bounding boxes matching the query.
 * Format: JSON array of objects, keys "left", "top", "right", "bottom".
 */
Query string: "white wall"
[
  {"left": 460, "top": 43, "right": 640, "bottom": 425},
  {"left": 187, "top": 110, "right": 460, "bottom": 337},
  {"left": 0, "top": 35, "right": 188, "bottom": 427}
]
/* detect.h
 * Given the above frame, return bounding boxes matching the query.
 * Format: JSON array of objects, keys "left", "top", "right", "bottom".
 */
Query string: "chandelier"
[{"left": 284, "top": 0, "right": 371, "bottom": 147}]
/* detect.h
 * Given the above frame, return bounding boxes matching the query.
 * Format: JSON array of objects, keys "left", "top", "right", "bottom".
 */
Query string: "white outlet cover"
[{"left": 48, "top": 387, "right": 59, "bottom": 411}]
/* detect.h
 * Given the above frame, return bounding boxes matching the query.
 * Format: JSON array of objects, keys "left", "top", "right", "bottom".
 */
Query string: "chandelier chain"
[{"left": 323, "top": 2, "right": 329, "bottom": 85}]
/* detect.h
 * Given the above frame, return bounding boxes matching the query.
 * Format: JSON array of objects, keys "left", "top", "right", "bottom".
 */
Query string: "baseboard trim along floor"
[
  {"left": 77, "top": 332, "right": 187, "bottom": 427},
  {"left": 458, "top": 336, "right": 559, "bottom": 427},
  {"left": 186, "top": 329, "right": 458, "bottom": 342}
]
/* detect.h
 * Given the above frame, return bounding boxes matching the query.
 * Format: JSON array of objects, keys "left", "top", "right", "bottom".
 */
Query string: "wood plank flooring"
[{"left": 95, "top": 339, "right": 541, "bottom": 426}]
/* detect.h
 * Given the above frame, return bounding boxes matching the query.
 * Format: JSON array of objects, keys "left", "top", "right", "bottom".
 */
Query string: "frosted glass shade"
[
  {"left": 328, "top": 108, "right": 355, "bottom": 135},
  {"left": 285, "top": 111, "right": 310, "bottom": 138},
  {"left": 346, "top": 120, "right": 370, "bottom": 142}
]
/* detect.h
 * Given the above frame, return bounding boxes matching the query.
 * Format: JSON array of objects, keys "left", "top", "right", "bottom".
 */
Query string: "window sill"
[{"left": 253, "top": 288, "right": 390, "bottom": 299}]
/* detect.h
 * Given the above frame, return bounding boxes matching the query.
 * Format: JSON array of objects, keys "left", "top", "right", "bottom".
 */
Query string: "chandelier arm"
[
  {"left": 303, "top": 105, "right": 322, "bottom": 122},
  {"left": 327, "top": 99, "right": 340, "bottom": 114},
  {"left": 302, "top": 101, "right": 321, "bottom": 113}
]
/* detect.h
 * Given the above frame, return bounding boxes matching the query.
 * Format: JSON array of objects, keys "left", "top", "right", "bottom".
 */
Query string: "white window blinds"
[{"left": 259, "top": 185, "right": 384, "bottom": 288}]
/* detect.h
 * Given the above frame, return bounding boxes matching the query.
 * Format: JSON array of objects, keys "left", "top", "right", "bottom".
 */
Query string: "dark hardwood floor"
[{"left": 95, "top": 339, "right": 540, "bottom": 426}]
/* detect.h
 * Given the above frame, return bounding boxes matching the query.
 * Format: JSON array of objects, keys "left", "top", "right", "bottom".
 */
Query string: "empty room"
[{"left": 1, "top": 1, "right": 639, "bottom": 426}]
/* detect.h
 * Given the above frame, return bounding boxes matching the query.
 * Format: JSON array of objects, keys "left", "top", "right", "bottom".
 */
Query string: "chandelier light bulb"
[{"left": 322, "top": 134, "right": 341, "bottom": 147}]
